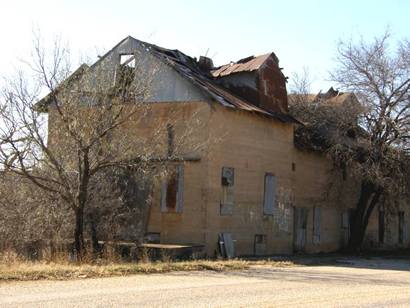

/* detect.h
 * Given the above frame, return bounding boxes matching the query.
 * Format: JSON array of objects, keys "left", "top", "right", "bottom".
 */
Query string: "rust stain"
[{"left": 210, "top": 53, "right": 272, "bottom": 78}]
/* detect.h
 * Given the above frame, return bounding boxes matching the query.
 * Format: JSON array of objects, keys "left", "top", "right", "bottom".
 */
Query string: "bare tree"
[
  {"left": 0, "top": 34, "right": 202, "bottom": 259},
  {"left": 289, "top": 67, "right": 313, "bottom": 96},
  {"left": 330, "top": 31, "right": 410, "bottom": 251},
  {"left": 0, "top": 172, "right": 70, "bottom": 253},
  {"left": 291, "top": 31, "right": 409, "bottom": 252},
  {"left": 332, "top": 32, "right": 409, "bottom": 151}
]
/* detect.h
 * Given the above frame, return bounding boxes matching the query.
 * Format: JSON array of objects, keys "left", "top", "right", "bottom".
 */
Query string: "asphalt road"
[{"left": 1, "top": 259, "right": 410, "bottom": 307}]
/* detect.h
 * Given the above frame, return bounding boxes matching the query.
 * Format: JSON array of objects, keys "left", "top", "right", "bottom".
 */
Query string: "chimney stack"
[{"left": 198, "top": 56, "right": 213, "bottom": 71}]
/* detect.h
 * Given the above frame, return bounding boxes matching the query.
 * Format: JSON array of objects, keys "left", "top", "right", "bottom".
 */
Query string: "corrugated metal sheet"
[{"left": 210, "top": 53, "right": 272, "bottom": 77}]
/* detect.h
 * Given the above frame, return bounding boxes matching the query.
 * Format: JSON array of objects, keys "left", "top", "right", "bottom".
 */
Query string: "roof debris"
[{"left": 141, "top": 41, "right": 297, "bottom": 123}]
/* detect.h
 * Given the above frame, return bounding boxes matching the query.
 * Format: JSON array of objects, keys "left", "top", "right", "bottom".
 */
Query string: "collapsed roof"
[
  {"left": 38, "top": 36, "right": 298, "bottom": 124},
  {"left": 288, "top": 87, "right": 355, "bottom": 107},
  {"left": 289, "top": 88, "right": 362, "bottom": 151},
  {"left": 135, "top": 38, "right": 296, "bottom": 123}
]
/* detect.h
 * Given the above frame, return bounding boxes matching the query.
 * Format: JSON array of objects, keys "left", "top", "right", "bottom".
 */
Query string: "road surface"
[{"left": 1, "top": 258, "right": 410, "bottom": 307}]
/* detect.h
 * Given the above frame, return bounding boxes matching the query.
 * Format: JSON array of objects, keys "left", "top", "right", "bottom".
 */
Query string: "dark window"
[
  {"left": 254, "top": 234, "right": 267, "bottom": 255},
  {"left": 263, "top": 173, "right": 277, "bottom": 215},
  {"left": 161, "top": 164, "right": 184, "bottom": 213},
  {"left": 292, "top": 163, "right": 296, "bottom": 171},
  {"left": 167, "top": 124, "right": 174, "bottom": 157},
  {"left": 166, "top": 176, "right": 177, "bottom": 210}
]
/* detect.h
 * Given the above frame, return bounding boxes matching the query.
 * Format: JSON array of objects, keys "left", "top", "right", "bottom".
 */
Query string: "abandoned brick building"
[{"left": 44, "top": 36, "right": 409, "bottom": 257}]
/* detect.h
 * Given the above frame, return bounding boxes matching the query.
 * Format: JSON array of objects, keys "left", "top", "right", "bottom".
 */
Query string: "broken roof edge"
[
  {"left": 214, "top": 99, "right": 302, "bottom": 125},
  {"left": 149, "top": 48, "right": 299, "bottom": 124},
  {"left": 89, "top": 35, "right": 134, "bottom": 70},
  {"left": 199, "top": 80, "right": 300, "bottom": 124},
  {"left": 89, "top": 35, "right": 198, "bottom": 73},
  {"left": 135, "top": 40, "right": 298, "bottom": 124},
  {"left": 288, "top": 88, "right": 357, "bottom": 104}
]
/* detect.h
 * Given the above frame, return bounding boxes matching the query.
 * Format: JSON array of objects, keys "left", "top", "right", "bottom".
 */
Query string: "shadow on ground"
[
  {"left": 168, "top": 254, "right": 410, "bottom": 287},
  {"left": 246, "top": 250, "right": 410, "bottom": 271}
]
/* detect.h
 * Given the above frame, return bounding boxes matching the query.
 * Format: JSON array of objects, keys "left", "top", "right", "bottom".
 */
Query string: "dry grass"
[{"left": 0, "top": 254, "right": 296, "bottom": 282}]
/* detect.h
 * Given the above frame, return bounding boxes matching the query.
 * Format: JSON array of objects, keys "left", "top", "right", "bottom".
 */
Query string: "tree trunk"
[
  {"left": 347, "top": 180, "right": 382, "bottom": 252},
  {"left": 74, "top": 150, "right": 90, "bottom": 260},
  {"left": 89, "top": 214, "right": 100, "bottom": 255},
  {"left": 74, "top": 205, "right": 85, "bottom": 260}
]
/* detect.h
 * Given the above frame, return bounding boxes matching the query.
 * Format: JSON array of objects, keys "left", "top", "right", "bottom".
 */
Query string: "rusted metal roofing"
[
  {"left": 144, "top": 42, "right": 298, "bottom": 123},
  {"left": 210, "top": 53, "right": 272, "bottom": 78}
]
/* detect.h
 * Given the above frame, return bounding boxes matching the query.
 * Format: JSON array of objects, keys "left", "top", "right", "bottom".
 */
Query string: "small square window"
[
  {"left": 255, "top": 234, "right": 266, "bottom": 244},
  {"left": 120, "top": 54, "right": 135, "bottom": 67}
]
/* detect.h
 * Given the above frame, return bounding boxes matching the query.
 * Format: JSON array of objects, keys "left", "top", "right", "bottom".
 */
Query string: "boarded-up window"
[
  {"left": 161, "top": 164, "right": 184, "bottom": 213},
  {"left": 263, "top": 173, "right": 277, "bottom": 215},
  {"left": 294, "top": 207, "right": 308, "bottom": 252},
  {"left": 220, "top": 167, "right": 234, "bottom": 215},
  {"left": 341, "top": 209, "right": 354, "bottom": 247},
  {"left": 313, "top": 207, "right": 321, "bottom": 245},
  {"left": 379, "top": 210, "right": 385, "bottom": 243},
  {"left": 399, "top": 211, "right": 406, "bottom": 244}
]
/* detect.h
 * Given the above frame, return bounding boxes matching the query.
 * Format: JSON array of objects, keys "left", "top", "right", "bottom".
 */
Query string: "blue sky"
[{"left": 1, "top": 0, "right": 409, "bottom": 91}]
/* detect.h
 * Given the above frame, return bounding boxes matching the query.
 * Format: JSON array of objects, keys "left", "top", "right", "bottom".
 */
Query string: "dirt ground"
[{"left": 1, "top": 257, "right": 410, "bottom": 307}]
